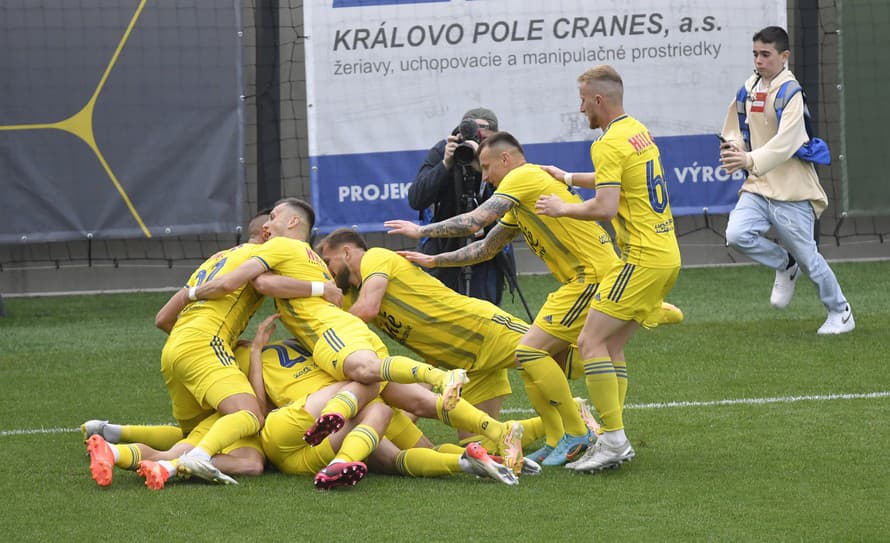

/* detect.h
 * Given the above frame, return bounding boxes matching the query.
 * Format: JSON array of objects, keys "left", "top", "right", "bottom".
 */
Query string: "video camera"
[{"left": 451, "top": 119, "right": 482, "bottom": 166}]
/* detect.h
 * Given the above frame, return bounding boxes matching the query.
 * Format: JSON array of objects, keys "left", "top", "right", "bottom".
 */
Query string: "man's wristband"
[
  {"left": 311, "top": 281, "right": 325, "bottom": 297},
  {"left": 564, "top": 172, "right": 574, "bottom": 187},
  {"left": 187, "top": 286, "right": 198, "bottom": 301}
]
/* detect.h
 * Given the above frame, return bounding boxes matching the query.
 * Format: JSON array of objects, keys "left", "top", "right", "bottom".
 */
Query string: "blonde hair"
[{"left": 578, "top": 65, "right": 624, "bottom": 103}]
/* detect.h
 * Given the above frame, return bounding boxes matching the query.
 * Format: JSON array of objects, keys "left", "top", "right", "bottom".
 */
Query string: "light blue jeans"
[{"left": 725, "top": 192, "right": 847, "bottom": 312}]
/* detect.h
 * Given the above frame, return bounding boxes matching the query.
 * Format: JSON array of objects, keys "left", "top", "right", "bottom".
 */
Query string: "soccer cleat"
[
  {"left": 566, "top": 437, "right": 635, "bottom": 472},
  {"left": 463, "top": 442, "right": 519, "bottom": 485},
  {"left": 177, "top": 456, "right": 238, "bottom": 485},
  {"left": 438, "top": 369, "right": 469, "bottom": 411},
  {"left": 86, "top": 434, "right": 114, "bottom": 487},
  {"left": 303, "top": 413, "right": 346, "bottom": 446},
  {"left": 81, "top": 420, "right": 108, "bottom": 442},
  {"left": 574, "top": 397, "right": 602, "bottom": 438},
  {"left": 313, "top": 461, "right": 367, "bottom": 490},
  {"left": 137, "top": 460, "right": 171, "bottom": 490},
  {"left": 498, "top": 421, "right": 524, "bottom": 475},
  {"left": 770, "top": 262, "right": 799, "bottom": 309},
  {"left": 526, "top": 444, "right": 555, "bottom": 464},
  {"left": 487, "top": 452, "right": 541, "bottom": 476},
  {"left": 817, "top": 304, "right": 855, "bottom": 335},
  {"left": 541, "top": 431, "right": 595, "bottom": 466}
]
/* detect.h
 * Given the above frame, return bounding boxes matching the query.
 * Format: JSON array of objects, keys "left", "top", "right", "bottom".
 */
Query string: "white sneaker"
[
  {"left": 566, "top": 437, "right": 635, "bottom": 472},
  {"left": 177, "top": 456, "right": 238, "bottom": 485},
  {"left": 817, "top": 304, "right": 855, "bottom": 335},
  {"left": 770, "top": 262, "right": 799, "bottom": 309}
]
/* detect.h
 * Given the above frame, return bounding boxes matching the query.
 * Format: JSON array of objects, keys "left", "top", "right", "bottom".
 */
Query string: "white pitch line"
[
  {"left": 499, "top": 391, "right": 890, "bottom": 415},
  {"left": 4, "top": 391, "right": 890, "bottom": 437}
]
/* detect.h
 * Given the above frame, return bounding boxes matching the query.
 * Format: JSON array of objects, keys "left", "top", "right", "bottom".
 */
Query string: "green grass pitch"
[{"left": 1, "top": 261, "right": 888, "bottom": 541}]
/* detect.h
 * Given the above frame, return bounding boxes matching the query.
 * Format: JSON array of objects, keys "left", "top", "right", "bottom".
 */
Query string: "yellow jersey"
[
  {"left": 173, "top": 243, "right": 265, "bottom": 346},
  {"left": 234, "top": 339, "right": 334, "bottom": 408},
  {"left": 493, "top": 162, "right": 618, "bottom": 284},
  {"left": 591, "top": 115, "right": 681, "bottom": 268},
  {"left": 360, "top": 247, "right": 527, "bottom": 369},
  {"left": 250, "top": 235, "right": 370, "bottom": 350}
]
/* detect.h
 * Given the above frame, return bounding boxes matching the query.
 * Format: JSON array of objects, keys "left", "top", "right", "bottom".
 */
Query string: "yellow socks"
[
  {"left": 112, "top": 443, "right": 142, "bottom": 469},
  {"left": 613, "top": 360, "right": 628, "bottom": 407},
  {"left": 516, "top": 345, "right": 588, "bottom": 436},
  {"left": 395, "top": 448, "right": 461, "bottom": 477},
  {"left": 436, "top": 397, "right": 501, "bottom": 444},
  {"left": 321, "top": 391, "right": 359, "bottom": 420},
  {"left": 335, "top": 424, "right": 380, "bottom": 463},
  {"left": 120, "top": 425, "right": 183, "bottom": 450},
  {"left": 195, "top": 409, "right": 260, "bottom": 457},
  {"left": 519, "top": 366, "right": 564, "bottom": 446},
  {"left": 379, "top": 355, "right": 446, "bottom": 387},
  {"left": 434, "top": 443, "right": 465, "bottom": 455},
  {"left": 384, "top": 409, "right": 425, "bottom": 449},
  {"left": 582, "top": 356, "right": 622, "bottom": 431}
]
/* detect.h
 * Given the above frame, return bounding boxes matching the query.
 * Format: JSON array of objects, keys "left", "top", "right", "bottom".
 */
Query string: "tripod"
[{"left": 455, "top": 166, "right": 534, "bottom": 322}]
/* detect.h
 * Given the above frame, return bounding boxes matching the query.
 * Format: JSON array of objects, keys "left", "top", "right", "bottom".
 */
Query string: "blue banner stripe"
[{"left": 311, "top": 135, "right": 745, "bottom": 233}]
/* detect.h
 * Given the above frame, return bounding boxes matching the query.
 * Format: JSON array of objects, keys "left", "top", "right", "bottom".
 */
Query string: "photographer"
[{"left": 407, "top": 108, "right": 509, "bottom": 305}]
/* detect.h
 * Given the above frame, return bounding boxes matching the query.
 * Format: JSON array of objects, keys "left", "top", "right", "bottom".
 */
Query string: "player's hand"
[
  {"left": 396, "top": 250, "right": 437, "bottom": 268},
  {"left": 719, "top": 144, "right": 751, "bottom": 174},
  {"left": 322, "top": 280, "right": 343, "bottom": 307},
  {"left": 384, "top": 220, "right": 423, "bottom": 239},
  {"left": 443, "top": 134, "right": 460, "bottom": 169},
  {"left": 535, "top": 194, "right": 567, "bottom": 217},
  {"left": 540, "top": 164, "right": 567, "bottom": 183},
  {"left": 251, "top": 313, "right": 279, "bottom": 351}
]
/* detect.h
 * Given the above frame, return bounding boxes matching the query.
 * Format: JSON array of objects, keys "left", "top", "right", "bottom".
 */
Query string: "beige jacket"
[{"left": 721, "top": 69, "right": 828, "bottom": 217}]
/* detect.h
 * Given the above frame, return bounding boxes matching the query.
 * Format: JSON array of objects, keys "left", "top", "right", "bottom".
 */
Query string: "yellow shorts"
[
  {"left": 161, "top": 330, "right": 256, "bottom": 426},
  {"left": 590, "top": 263, "right": 680, "bottom": 327},
  {"left": 533, "top": 280, "right": 600, "bottom": 344},
  {"left": 260, "top": 402, "right": 335, "bottom": 475},
  {"left": 312, "top": 320, "right": 389, "bottom": 381},
  {"left": 181, "top": 412, "right": 263, "bottom": 456},
  {"left": 461, "top": 367, "right": 512, "bottom": 405}
]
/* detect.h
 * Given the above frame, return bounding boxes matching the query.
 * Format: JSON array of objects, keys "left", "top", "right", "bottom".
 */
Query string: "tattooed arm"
[
  {"left": 398, "top": 223, "right": 517, "bottom": 268},
  {"left": 385, "top": 196, "right": 514, "bottom": 239}
]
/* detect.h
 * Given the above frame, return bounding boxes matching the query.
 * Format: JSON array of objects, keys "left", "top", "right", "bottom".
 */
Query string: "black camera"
[{"left": 451, "top": 119, "right": 481, "bottom": 166}]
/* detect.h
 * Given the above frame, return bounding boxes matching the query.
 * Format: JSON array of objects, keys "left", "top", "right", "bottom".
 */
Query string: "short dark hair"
[
  {"left": 274, "top": 197, "right": 315, "bottom": 232},
  {"left": 477, "top": 131, "right": 525, "bottom": 158},
  {"left": 753, "top": 26, "right": 789, "bottom": 52},
  {"left": 317, "top": 228, "right": 368, "bottom": 253}
]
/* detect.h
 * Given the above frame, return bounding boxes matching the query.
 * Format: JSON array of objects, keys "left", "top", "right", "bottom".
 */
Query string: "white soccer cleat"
[
  {"left": 566, "top": 437, "right": 635, "bottom": 472},
  {"left": 463, "top": 442, "right": 518, "bottom": 485},
  {"left": 177, "top": 456, "right": 238, "bottom": 485},
  {"left": 80, "top": 420, "right": 108, "bottom": 442},
  {"left": 817, "top": 304, "right": 855, "bottom": 335},
  {"left": 770, "top": 262, "right": 799, "bottom": 309}
]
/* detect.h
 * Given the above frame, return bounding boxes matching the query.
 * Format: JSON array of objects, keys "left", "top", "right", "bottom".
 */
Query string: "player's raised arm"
[
  {"left": 252, "top": 273, "right": 343, "bottom": 307},
  {"left": 398, "top": 223, "right": 515, "bottom": 269},
  {"left": 385, "top": 196, "right": 510, "bottom": 240},
  {"left": 536, "top": 185, "right": 619, "bottom": 221},
  {"left": 248, "top": 314, "right": 280, "bottom": 416}
]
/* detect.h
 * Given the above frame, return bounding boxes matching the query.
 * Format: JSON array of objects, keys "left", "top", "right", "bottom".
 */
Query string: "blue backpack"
[{"left": 735, "top": 81, "right": 831, "bottom": 165}]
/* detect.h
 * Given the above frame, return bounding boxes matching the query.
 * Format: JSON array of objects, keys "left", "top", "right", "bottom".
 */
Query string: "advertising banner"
[
  {"left": 304, "top": 0, "right": 785, "bottom": 231},
  {"left": 0, "top": 1, "right": 243, "bottom": 242}
]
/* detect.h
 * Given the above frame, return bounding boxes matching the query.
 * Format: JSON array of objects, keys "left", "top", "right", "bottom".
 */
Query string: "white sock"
[
  {"left": 457, "top": 456, "right": 473, "bottom": 474},
  {"left": 110, "top": 445, "right": 121, "bottom": 463},
  {"left": 103, "top": 424, "right": 122, "bottom": 443},
  {"left": 184, "top": 447, "right": 212, "bottom": 462},
  {"left": 159, "top": 460, "right": 177, "bottom": 477},
  {"left": 601, "top": 429, "right": 627, "bottom": 446}
]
